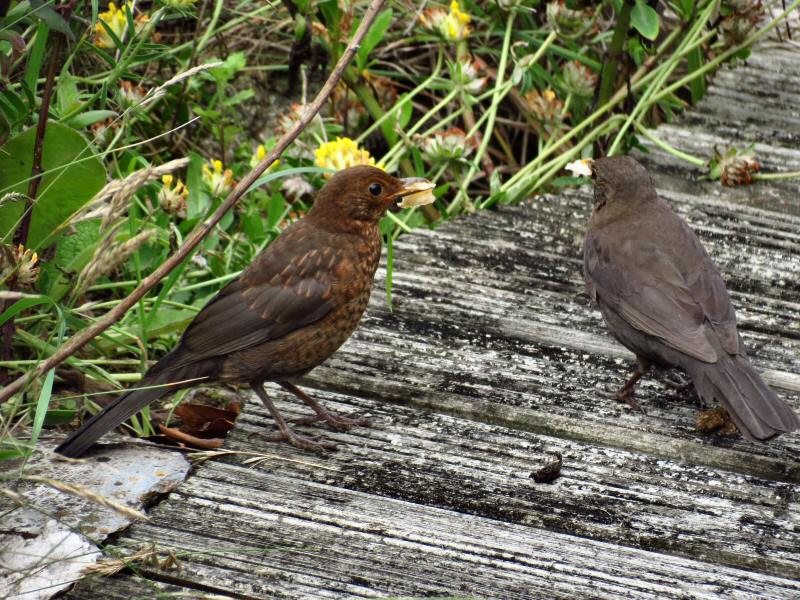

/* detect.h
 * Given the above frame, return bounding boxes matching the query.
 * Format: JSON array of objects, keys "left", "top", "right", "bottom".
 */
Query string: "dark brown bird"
[
  {"left": 56, "top": 166, "right": 433, "bottom": 457},
  {"left": 583, "top": 155, "right": 800, "bottom": 441}
]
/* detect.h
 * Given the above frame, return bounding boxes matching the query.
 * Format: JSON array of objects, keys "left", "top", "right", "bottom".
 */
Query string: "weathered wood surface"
[{"left": 65, "top": 45, "right": 800, "bottom": 599}]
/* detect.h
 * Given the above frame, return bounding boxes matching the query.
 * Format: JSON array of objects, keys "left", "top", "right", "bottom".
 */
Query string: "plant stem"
[
  {"left": 355, "top": 52, "right": 443, "bottom": 145},
  {"left": 752, "top": 171, "right": 800, "bottom": 181},
  {"left": 15, "top": 37, "right": 63, "bottom": 247},
  {"left": 345, "top": 73, "right": 397, "bottom": 145},
  {"left": 607, "top": 0, "right": 717, "bottom": 155},
  {"left": 496, "top": 9, "right": 714, "bottom": 204},
  {"left": 196, "top": 0, "right": 226, "bottom": 54},
  {"left": 650, "top": 0, "right": 800, "bottom": 106},
  {"left": 595, "top": 0, "right": 633, "bottom": 115},
  {"left": 633, "top": 123, "right": 705, "bottom": 167},
  {"left": 449, "top": 13, "right": 535, "bottom": 213}
]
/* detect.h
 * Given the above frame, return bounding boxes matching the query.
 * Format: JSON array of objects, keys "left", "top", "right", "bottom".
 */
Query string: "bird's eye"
[{"left": 368, "top": 183, "right": 382, "bottom": 196}]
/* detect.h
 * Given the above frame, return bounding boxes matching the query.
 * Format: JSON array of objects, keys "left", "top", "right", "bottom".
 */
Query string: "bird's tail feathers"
[
  {"left": 54, "top": 364, "right": 212, "bottom": 457},
  {"left": 689, "top": 355, "right": 800, "bottom": 442}
]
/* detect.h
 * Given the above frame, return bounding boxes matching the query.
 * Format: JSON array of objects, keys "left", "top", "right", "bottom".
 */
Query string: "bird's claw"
[
  {"left": 291, "top": 411, "right": 371, "bottom": 431},
  {"left": 615, "top": 389, "right": 647, "bottom": 414},
  {"left": 661, "top": 373, "right": 692, "bottom": 391},
  {"left": 259, "top": 429, "right": 338, "bottom": 453}
]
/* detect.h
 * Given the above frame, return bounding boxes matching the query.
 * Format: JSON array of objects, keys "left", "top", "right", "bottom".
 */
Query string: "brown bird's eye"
[{"left": 368, "top": 183, "right": 382, "bottom": 196}]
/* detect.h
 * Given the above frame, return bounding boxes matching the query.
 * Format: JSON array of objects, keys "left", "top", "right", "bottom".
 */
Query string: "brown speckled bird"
[
  {"left": 583, "top": 156, "right": 800, "bottom": 441},
  {"left": 56, "top": 166, "right": 431, "bottom": 456}
]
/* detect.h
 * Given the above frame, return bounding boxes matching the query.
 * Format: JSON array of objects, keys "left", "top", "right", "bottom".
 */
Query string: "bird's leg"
[
  {"left": 616, "top": 359, "right": 651, "bottom": 411},
  {"left": 250, "top": 383, "right": 336, "bottom": 452},
  {"left": 280, "top": 381, "right": 371, "bottom": 431}
]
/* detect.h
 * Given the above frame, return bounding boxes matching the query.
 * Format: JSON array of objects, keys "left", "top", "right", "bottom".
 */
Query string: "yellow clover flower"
[
  {"left": 0, "top": 244, "right": 39, "bottom": 287},
  {"left": 314, "top": 137, "right": 377, "bottom": 177},
  {"left": 158, "top": 174, "right": 189, "bottom": 217},
  {"left": 94, "top": 2, "right": 149, "bottom": 49},
  {"left": 202, "top": 159, "right": 234, "bottom": 195},
  {"left": 420, "top": 1, "right": 471, "bottom": 43},
  {"left": 249, "top": 144, "right": 281, "bottom": 170}
]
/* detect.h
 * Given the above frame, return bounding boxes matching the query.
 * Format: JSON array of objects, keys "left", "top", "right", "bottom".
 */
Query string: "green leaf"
[
  {"left": 267, "top": 191, "right": 287, "bottom": 231},
  {"left": 631, "top": 0, "right": 659, "bottom": 41},
  {"left": 30, "top": 367, "right": 55, "bottom": 447},
  {"left": 67, "top": 109, "right": 117, "bottom": 129},
  {"left": 357, "top": 8, "right": 393, "bottom": 71},
  {"left": 0, "top": 122, "right": 106, "bottom": 249},
  {"left": 210, "top": 51, "right": 247, "bottom": 82},
  {"left": 23, "top": 21, "right": 49, "bottom": 96},
  {"left": 223, "top": 88, "right": 255, "bottom": 107},
  {"left": 40, "top": 220, "right": 102, "bottom": 300},
  {"left": 397, "top": 94, "right": 413, "bottom": 130},
  {"left": 670, "top": 0, "right": 693, "bottom": 20},
  {"left": 627, "top": 37, "right": 646, "bottom": 67},
  {"left": 53, "top": 220, "right": 101, "bottom": 270},
  {"left": 0, "top": 296, "right": 55, "bottom": 327},
  {"left": 30, "top": 0, "right": 74, "bottom": 39},
  {"left": 0, "top": 87, "right": 28, "bottom": 128},
  {"left": 56, "top": 73, "right": 81, "bottom": 117},
  {"left": 0, "top": 110, "right": 8, "bottom": 146},
  {"left": 0, "top": 448, "right": 27, "bottom": 461},
  {"left": 185, "top": 152, "right": 205, "bottom": 219},
  {"left": 43, "top": 408, "right": 78, "bottom": 425},
  {"left": 733, "top": 47, "right": 751, "bottom": 61},
  {"left": 145, "top": 307, "right": 196, "bottom": 339},
  {"left": 686, "top": 46, "right": 706, "bottom": 103},
  {"left": 242, "top": 206, "right": 266, "bottom": 243}
]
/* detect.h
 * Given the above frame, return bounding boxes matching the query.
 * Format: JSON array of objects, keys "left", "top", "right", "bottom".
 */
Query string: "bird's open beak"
[
  {"left": 565, "top": 158, "right": 594, "bottom": 178},
  {"left": 389, "top": 178, "right": 436, "bottom": 212}
]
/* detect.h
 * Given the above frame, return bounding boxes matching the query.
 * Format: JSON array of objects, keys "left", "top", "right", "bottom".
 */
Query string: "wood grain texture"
[
  {"left": 64, "top": 44, "right": 800, "bottom": 599},
  {"left": 69, "top": 455, "right": 800, "bottom": 600}
]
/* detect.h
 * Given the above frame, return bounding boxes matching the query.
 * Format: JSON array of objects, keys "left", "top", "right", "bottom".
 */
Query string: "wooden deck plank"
[
  {"left": 68, "top": 459, "right": 800, "bottom": 600},
  {"left": 216, "top": 393, "right": 800, "bottom": 579}
]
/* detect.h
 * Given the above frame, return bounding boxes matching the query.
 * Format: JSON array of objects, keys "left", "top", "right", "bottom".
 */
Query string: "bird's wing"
[
  {"left": 584, "top": 225, "right": 723, "bottom": 363},
  {"left": 155, "top": 231, "right": 344, "bottom": 372},
  {"left": 682, "top": 246, "right": 739, "bottom": 354}
]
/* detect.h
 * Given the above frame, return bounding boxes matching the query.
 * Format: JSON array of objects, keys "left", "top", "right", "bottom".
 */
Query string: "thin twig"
[{"left": 0, "top": 0, "right": 387, "bottom": 405}]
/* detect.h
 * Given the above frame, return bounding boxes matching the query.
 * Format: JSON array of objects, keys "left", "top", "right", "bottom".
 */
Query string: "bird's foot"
[
  {"left": 257, "top": 428, "right": 338, "bottom": 453},
  {"left": 610, "top": 360, "right": 650, "bottom": 413},
  {"left": 662, "top": 374, "right": 691, "bottom": 391},
  {"left": 696, "top": 406, "right": 738, "bottom": 436},
  {"left": 291, "top": 409, "right": 370, "bottom": 431},
  {"left": 279, "top": 381, "right": 370, "bottom": 431},
  {"left": 615, "top": 389, "right": 646, "bottom": 414}
]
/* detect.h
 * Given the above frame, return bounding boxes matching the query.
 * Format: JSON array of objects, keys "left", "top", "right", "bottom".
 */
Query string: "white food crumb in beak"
[
  {"left": 398, "top": 181, "right": 436, "bottom": 208},
  {"left": 565, "top": 159, "right": 593, "bottom": 177}
]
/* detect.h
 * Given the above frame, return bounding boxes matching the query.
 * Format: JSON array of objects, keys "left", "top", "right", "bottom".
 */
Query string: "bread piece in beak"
[
  {"left": 393, "top": 178, "right": 436, "bottom": 210},
  {"left": 565, "top": 158, "right": 594, "bottom": 178}
]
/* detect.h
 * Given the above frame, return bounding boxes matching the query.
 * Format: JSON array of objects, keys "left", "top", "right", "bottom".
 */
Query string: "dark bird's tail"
[
  {"left": 688, "top": 355, "right": 800, "bottom": 442},
  {"left": 54, "top": 376, "right": 173, "bottom": 458},
  {"left": 55, "top": 354, "right": 218, "bottom": 457}
]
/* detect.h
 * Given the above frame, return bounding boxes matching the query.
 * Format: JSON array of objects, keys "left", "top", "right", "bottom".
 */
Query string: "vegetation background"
[{"left": 0, "top": 0, "right": 796, "bottom": 460}]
